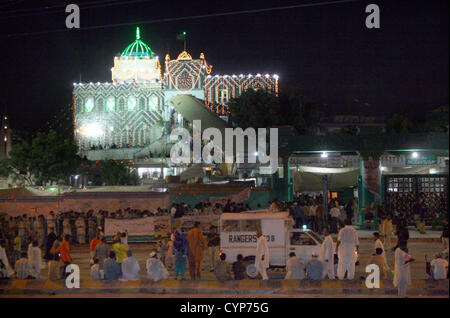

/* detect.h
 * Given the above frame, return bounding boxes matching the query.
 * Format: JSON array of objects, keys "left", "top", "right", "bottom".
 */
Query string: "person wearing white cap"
[
  {"left": 306, "top": 253, "right": 323, "bottom": 280},
  {"left": 430, "top": 253, "right": 448, "bottom": 280},
  {"left": 146, "top": 250, "right": 169, "bottom": 282}
]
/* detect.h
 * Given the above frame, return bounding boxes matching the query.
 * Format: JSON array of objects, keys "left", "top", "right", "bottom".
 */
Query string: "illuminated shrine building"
[{"left": 73, "top": 28, "right": 278, "bottom": 152}]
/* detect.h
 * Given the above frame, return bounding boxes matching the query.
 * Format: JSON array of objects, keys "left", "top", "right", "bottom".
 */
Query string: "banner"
[
  {"left": 209, "top": 188, "right": 251, "bottom": 206},
  {"left": 105, "top": 216, "right": 171, "bottom": 242}
]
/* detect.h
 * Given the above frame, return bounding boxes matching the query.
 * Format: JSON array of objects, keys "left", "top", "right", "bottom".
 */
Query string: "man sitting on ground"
[
  {"left": 232, "top": 254, "right": 247, "bottom": 280},
  {"left": 146, "top": 250, "right": 169, "bottom": 282},
  {"left": 48, "top": 253, "right": 65, "bottom": 281},
  {"left": 215, "top": 253, "right": 232, "bottom": 282},
  {"left": 430, "top": 254, "right": 449, "bottom": 280},
  {"left": 285, "top": 252, "right": 305, "bottom": 280},
  {"left": 367, "top": 248, "right": 388, "bottom": 280},
  {"left": 120, "top": 250, "right": 140, "bottom": 281},
  {"left": 103, "top": 251, "right": 121, "bottom": 281},
  {"left": 306, "top": 253, "right": 323, "bottom": 280},
  {"left": 91, "top": 258, "right": 103, "bottom": 280},
  {"left": 14, "top": 252, "right": 32, "bottom": 279}
]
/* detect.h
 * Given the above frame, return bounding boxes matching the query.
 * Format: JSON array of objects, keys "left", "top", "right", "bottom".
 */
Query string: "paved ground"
[
  {"left": 1, "top": 237, "right": 447, "bottom": 298},
  {"left": 38, "top": 240, "right": 443, "bottom": 280},
  {"left": 5, "top": 293, "right": 448, "bottom": 298}
]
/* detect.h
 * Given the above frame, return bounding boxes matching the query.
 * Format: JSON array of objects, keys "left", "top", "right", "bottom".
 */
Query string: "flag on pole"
[{"left": 176, "top": 31, "right": 186, "bottom": 41}]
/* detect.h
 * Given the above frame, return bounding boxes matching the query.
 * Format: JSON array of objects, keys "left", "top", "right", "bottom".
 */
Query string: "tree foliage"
[
  {"left": 0, "top": 130, "right": 80, "bottom": 186},
  {"left": 99, "top": 160, "right": 138, "bottom": 186},
  {"left": 228, "top": 89, "right": 321, "bottom": 134},
  {"left": 385, "top": 113, "right": 412, "bottom": 134}
]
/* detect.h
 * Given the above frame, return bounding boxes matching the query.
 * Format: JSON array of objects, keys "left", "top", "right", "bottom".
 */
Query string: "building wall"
[{"left": 74, "top": 82, "right": 165, "bottom": 151}]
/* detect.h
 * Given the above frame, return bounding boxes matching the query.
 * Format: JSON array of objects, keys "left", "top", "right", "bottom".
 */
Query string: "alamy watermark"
[
  {"left": 365, "top": 264, "right": 380, "bottom": 288},
  {"left": 169, "top": 120, "right": 278, "bottom": 174},
  {"left": 65, "top": 264, "right": 80, "bottom": 288}
]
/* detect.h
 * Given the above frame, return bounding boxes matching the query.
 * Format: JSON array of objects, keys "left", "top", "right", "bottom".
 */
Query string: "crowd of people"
[
  {"left": 0, "top": 194, "right": 449, "bottom": 298},
  {"left": 384, "top": 192, "right": 448, "bottom": 225}
]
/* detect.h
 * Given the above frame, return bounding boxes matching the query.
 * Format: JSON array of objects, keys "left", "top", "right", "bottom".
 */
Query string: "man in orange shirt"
[
  {"left": 89, "top": 235, "right": 102, "bottom": 263},
  {"left": 56, "top": 235, "right": 72, "bottom": 265},
  {"left": 186, "top": 222, "right": 207, "bottom": 280}
]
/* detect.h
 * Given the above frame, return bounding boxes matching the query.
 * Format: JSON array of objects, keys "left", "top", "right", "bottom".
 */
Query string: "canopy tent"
[{"left": 292, "top": 166, "right": 360, "bottom": 192}]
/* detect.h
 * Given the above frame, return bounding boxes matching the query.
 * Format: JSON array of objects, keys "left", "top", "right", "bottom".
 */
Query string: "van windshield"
[{"left": 307, "top": 230, "right": 323, "bottom": 244}]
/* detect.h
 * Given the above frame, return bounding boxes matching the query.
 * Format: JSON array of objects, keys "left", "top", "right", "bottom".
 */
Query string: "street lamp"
[
  {"left": 412, "top": 152, "right": 419, "bottom": 158},
  {"left": 321, "top": 152, "right": 328, "bottom": 158}
]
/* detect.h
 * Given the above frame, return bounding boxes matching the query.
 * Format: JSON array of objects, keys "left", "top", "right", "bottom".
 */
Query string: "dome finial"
[{"left": 136, "top": 27, "right": 140, "bottom": 40}]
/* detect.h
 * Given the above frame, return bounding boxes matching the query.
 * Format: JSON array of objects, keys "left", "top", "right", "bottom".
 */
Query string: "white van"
[{"left": 219, "top": 210, "right": 324, "bottom": 268}]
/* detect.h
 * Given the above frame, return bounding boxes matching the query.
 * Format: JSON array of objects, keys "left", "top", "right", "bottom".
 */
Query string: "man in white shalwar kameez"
[
  {"left": 146, "top": 251, "right": 169, "bottom": 282},
  {"left": 63, "top": 216, "right": 72, "bottom": 238},
  {"left": 336, "top": 220, "right": 359, "bottom": 280},
  {"left": 75, "top": 215, "right": 86, "bottom": 244},
  {"left": 0, "top": 241, "right": 14, "bottom": 278},
  {"left": 393, "top": 242, "right": 414, "bottom": 297},
  {"left": 285, "top": 252, "right": 305, "bottom": 280},
  {"left": 14, "top": 252, "right": 31, "bottom": 279},
  {"left": 255, "top": 229, "right": 269, "bottom": 280},
  {"left": 29, "top": 241, "right": 42, "bottom": 279},
  {"left": 319, "top": 228, "right": 335, "bottom": 279},
  {"left": 373, "top": 232, "right": 390, "bottom": 270},
  {"left": 120, "top": 250, "right": 140, "bottom": 281}
]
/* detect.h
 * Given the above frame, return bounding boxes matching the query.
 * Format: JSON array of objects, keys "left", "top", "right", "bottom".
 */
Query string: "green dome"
[{"left": 121, "top": 27, "right": 155, "bottom": 58}]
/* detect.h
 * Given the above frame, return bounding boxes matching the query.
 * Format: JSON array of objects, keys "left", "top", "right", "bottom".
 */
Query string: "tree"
[
  {"left": 228, "top": 88, "right": 319, "bottom": 133},
  {"left": 99, "top": 160, "right": 138, "bottom": 186},
  {"left": 386, "top": 114, "right": 412, "bottom": 134},
  {"left": 228, "top": 89, "right": 281, "bottom": 129},
  {"left": 416, "top": 106, "right": 449, "bottom": 133},
  {"left": 0, "top": 130, "right": 81, "bottom": 186},
  {"left": 0, "top": 140, "right": 34, "bottom": 185}
]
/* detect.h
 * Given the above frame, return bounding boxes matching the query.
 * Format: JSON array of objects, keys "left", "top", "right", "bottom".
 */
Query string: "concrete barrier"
[{"left": 0, "top": 279, "right": 448, "bottom": 296}]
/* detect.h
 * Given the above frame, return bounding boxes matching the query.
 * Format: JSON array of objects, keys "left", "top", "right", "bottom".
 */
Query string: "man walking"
[
  {"left": 255, "top": 228, "right": 270, "bottom": 280},
  {"left": 393, "top": 241, "right": 414, "bottom": 297}
]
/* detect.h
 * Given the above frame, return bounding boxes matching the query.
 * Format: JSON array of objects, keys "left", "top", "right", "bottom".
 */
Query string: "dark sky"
[{"left": 0, "top": 0, "right": 448, "bottom": 133}]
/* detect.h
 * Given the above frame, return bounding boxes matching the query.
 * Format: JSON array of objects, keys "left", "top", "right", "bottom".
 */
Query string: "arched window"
[
  {"left": 149, "top": 95, "right": 158, "bottom": 112},
  {"left": 139, "top": 97, "right": 146, "bottom": 110},
  {"left": 118, "top": 97, "right": 125, "bottom": 112},
  {"left": 96, "top": 97, "right": 104, "bottom": 112},
  {"left": 85, "top": 98, "right": 94, "bottom": 112},
  {"left": 75, "top": 98, "right": 82, "bottom": 113},
  {"left": 128, "top": 96, "right": 136, "bottom": 111},
  {"left": 106, "top": 96, "right": 115, "bottom": 112}
]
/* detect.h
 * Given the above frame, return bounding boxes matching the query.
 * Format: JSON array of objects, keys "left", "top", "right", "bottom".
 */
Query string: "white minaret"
[{"left": 0, "top": 114, "right": 12, "bottom": 160}]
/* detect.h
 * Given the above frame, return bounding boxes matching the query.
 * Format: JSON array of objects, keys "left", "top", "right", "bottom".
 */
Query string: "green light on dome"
[{"left": 121, "top": 27, "right": 155, "bottom": 58}]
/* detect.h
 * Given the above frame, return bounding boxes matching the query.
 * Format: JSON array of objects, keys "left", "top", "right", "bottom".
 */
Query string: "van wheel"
[{"left": 246, "top": 263, "right": 258, "bottom": 279}]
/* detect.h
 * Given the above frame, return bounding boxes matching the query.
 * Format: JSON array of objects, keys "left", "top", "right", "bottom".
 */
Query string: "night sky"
[{"left": 0, "top": 0, "right": 448, "bottom": 133}]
